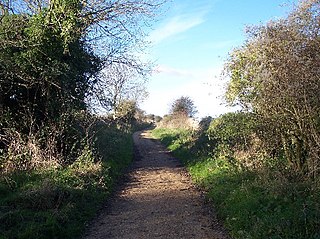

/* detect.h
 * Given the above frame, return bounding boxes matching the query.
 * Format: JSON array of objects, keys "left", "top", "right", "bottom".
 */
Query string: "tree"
[
  {"left": 0, "top": 0, "right": 165, "bottom": 163},
  {"left": 88, "top": 62, "right": 148, "bottom": 115},
  {"left": 0, "top": 1, "right": 100, "bottom": 127},
  {"left": 224, "top": 0, "right": 320, "bottom": 177},
  {"left": 170, "top": 96, "right": 197, "bottom": 118},
  {"left": 0, "top": 0, "right": 162, "bottom": 128}
]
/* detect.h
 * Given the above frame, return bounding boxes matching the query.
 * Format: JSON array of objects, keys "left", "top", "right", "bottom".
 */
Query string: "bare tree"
[
  {"left": 89, "top": 62, "right": 148, "bottom": 115},
  {"left": 1, "top": 0, "right": 165, "bottom": 82}
]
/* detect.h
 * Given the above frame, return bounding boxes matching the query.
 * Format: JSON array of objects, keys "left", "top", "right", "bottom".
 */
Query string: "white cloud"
[{"left": 148, "top": 12, "right": 206, "bottom": 45}]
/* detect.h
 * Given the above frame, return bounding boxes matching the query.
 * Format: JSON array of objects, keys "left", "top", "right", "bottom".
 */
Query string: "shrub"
[
  {"left": 206, "top": 112, "right": 263, "bottom": 169},
  {"left": 224, "top": 0, "right": 320, "bottom": 178},
  {"left": 0, "top": 114, "right": 134, "bottom": 239}
]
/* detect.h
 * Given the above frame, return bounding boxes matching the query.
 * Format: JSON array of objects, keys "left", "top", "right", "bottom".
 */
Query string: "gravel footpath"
[{"left": 83, "top": 131, "right": 230, "bottom": 239}]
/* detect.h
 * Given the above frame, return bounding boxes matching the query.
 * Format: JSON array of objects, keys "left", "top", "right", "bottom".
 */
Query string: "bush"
[
  {"left": 0, "top": 115, "right": 134, "bottom": 239},
  {"left": 157, "top": 113, "right": 198, "bottom": 130},
  {"left": 206, "top": 112, "right": 264, "bottom": 169},
  {"left": 152, "top": 127, "right": 320, "bottom": 239},
  {"left": 225, "top": 0, "right": 320, "bottom": 178}
]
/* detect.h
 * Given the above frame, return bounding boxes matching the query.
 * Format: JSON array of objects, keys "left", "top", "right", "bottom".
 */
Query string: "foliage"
[
  {"left": 114, "top": 100, "right": 138, "bottom": 123},
  {"left": 0, "top": 0, "right": 162, "bottom": 176},
  {"left": 208, "top": 112, "right": 255, "bottom": 150},
  {"left": 169, "top": 96, "right": 198, "bottom": 118},
  {"left": 152, "top": 128, "right": 194, "bottom": 153},
  {"left": 150, "top": 1, "right": 320, "bottom": 238},
  {"left": 152, "top": 127, "right": 320, "bottom": 239},
  {"left": 88, "top": 62, "right": 149, "bottom": 114},
  {"left": 196, "top": 161, "right": 320, "bottom": 239},
  {"left": 158, "top": 113, "right": 196, "bottom": 130},
  {"left": 0, "top": 0, "right": 163, "bottom": 238},
  {"left": 0, "top": 10, "right": 99, "bottom": 133},
  {"left": 0, "top": 0, "right": 162, "bottom": 152},
  {"left": 206, "top": 112, "right": 265, "bottom": 169},
  {"left": 0, "top": 121, "right": 133, "bottom": 239},
  {"left": 156, "top": 96, "right": 198, "bottom": 129},
  {"left": 224, "top": 0, "right": 320, "bottom": 178},
  {"left": 189, "top": 116, "right": 213, "bottom": 157}
]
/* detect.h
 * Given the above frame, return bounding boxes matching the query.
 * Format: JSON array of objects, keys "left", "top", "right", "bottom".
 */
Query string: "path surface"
[{"left": 83, "top": 131, "right": 229, "bottom": 239}]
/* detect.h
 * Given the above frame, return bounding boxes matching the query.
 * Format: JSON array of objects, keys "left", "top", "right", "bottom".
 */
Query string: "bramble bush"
[
  {"left": 0, "top": 116, "right": 135, "bottom": 239},
  {"left": 153, "top": 117, "right": 320, "bottom": 239}
]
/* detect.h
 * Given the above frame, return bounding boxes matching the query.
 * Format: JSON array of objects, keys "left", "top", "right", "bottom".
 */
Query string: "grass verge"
[
  {"left": 0, "top": 126, "right": 133, "bottom": 239},
  {"left": 152, "top": 128, "right": 320, "bottom": 239}
]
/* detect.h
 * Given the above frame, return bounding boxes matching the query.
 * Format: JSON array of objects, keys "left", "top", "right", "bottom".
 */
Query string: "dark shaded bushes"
[{"left": 0, "top": 119, "right": 134, "bottom": 239}]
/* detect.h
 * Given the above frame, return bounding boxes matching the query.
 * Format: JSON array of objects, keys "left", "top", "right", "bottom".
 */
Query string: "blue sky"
[{"left": 140, "top": 0, "right": 298, "bottom": 118}]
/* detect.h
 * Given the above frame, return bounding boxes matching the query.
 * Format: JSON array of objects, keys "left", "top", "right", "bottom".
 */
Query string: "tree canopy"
[
  {"left": 0, "top": 0, "right": 161, "bottom": 125},
  {"left": 170, "top": 96, "right": 198, "bottom": 118},
  {"left": 0, "top": 0, "right": 163, "bottom": 163}
]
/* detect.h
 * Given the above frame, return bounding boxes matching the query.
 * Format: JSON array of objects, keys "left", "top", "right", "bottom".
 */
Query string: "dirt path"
[{"left": 83, "top": 131, "right": 229, "bottom": 239}]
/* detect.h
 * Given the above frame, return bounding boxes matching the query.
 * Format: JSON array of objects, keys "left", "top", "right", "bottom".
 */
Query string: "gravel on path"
[{"left": 83, "top": 131, "right": 230, "bottom": 239}]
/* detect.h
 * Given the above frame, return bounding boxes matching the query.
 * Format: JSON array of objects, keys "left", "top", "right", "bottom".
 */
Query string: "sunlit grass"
[{"left": 152, "top": 127, "right": 320, "bottom": 239}]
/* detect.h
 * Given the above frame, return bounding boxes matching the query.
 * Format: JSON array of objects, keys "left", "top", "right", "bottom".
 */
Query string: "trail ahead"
[{"left": 83, "top": 131, "right": 229, "bottom": 239}]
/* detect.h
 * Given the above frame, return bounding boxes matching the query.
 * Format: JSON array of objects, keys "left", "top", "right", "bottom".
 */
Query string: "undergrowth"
[
  {"left": 152, "top": 128, "right": 320, "bottom": 239},
  {"left": 0, "top": 126, "right": 133, "bottom": 239}
]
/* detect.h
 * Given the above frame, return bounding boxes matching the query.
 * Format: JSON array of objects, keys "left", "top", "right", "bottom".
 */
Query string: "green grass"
[
  {"left": 0, "top": 126, "right": 133, "bottom": 239},
  {"left": 152, "top": 127, "right": 320, "bottom": 239}
]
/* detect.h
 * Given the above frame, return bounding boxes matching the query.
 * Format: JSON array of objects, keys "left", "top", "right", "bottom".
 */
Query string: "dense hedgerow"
[
  {"left": 152, "top": 118, "right": 320, "bottom": 239},
  {"left": 0, "top": 117, "right": 135, "bottom": 239}
]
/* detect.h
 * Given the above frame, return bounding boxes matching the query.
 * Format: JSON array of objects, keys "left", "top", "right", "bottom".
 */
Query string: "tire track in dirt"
[{"left": 83, "top": 131, "right": 229, "bottom": 239}]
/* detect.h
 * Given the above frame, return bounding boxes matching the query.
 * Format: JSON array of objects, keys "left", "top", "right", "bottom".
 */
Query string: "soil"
[{"left": 83, "top": 131, "right": 230, "bottom": 239}]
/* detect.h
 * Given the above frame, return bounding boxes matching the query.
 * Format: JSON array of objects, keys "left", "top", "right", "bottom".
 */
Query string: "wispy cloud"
[
  {"left": 154, "top": 65, "right": 195, "bottom": 78},
  {"left": 148, "top": 12, "right": 206, "bottom": 45}
]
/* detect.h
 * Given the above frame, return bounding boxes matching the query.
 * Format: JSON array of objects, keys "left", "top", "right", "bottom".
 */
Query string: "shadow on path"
[{"left": 83, "top": 131, "right": 229, "bottom": 239}]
